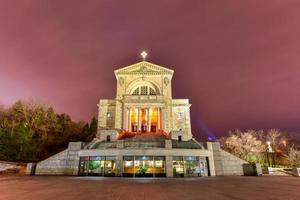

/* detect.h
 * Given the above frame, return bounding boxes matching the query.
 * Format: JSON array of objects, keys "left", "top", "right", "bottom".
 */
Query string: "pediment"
[{"left": 114, "top": 61, "right": 174, "bottom": 76}]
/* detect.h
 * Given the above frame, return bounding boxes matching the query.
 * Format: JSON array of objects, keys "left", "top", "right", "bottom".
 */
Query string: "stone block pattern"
[
  {"left": 208, "top": 142, "right": 247, "bottom": 176},
  {"left": 35, "top": 146, "right": 81, "bottom": 175},
  {"left": 35, "top": 150, "right": 68, "bottom": 175},
  {"left": 0, "top": 161, "right": 19, "bottom": 172},
  {"left": 220, "top": 150, "right": 247, "bottom": 175}
]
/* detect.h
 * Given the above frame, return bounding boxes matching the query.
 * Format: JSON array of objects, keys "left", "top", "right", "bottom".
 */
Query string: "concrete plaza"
[{"left": 0, "top": 175, "right": 299, "bottom": 200}]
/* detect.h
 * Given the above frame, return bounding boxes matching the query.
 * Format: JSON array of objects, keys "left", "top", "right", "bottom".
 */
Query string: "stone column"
[
  {"left": 207, "top": 142, "right": 220, "bottom": 176},
  {"left": 166, "top": 156, "right": 173, "bottom": 177},
  {"left": 157, "top": 108, "right": 161, "bottom": 132},
  {"left": 186, "top": 105, "right": 192, "bottom": 137},
  {"left": 138, "top": 107, "right": 141, "bottom": 132},
  {"left": 128, "top": 108, "right": 131, "bottom": 132},
  {"left": 147, "top": 108, "right": 151, "bottom": 132},
  {"left": 208, "top": 155, "right": 216, "bottom": 177},
  {"left": 116, "top": 155, "right": 123, "bottom": 177},
  {"left": 123, "top": 107, "right": 128, "bottom": 131},
  {"left": 161, "top": 107, "right": 165, "bottom": 131}
]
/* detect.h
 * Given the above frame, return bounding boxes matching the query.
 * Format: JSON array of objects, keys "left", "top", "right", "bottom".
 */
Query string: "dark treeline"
[{"left": 0, "top": 100, "right": 97, "bottom": 162}]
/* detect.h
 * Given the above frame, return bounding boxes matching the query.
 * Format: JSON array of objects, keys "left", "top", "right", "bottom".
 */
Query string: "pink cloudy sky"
[{"left": 0, "top": 0, "right": 300, "bottom": 138}]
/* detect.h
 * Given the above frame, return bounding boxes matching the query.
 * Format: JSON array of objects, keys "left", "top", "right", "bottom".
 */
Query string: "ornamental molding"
[{"left": 114, "top": 61, "right": 174, "bottom": 76}]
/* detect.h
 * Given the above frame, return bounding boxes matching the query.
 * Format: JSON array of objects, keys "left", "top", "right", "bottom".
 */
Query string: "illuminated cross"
[{"left": 141, "top": 51, "right": 148, "bottom": 61}]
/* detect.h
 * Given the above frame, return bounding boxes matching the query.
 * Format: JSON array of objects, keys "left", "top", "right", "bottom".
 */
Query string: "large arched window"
[{"left": 131, "top": 86, "right": 157, "bottom": 95}]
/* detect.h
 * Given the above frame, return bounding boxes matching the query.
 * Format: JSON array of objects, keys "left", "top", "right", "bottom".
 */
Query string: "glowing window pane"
[
  {"left": 149, "top": 88, "right": 156, "bottom": 95},
  {"left": 140, "top": 86, "right": 148, "bottom": 95},
  {"left": 132, "top": 88, "right": 139, "bottom": 95},
  {"left": 125, "top": 161, "right": 133, "bottom": 167}
]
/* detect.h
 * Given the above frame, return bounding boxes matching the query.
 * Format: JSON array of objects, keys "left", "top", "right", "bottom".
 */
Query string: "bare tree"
[
  {"left": 285, "top": 146, "right": 300, "bottom": 168},
  {"left": 221, "top": 129, "right": 266, "bottom": 164},
  {"left": 265, "top": 129, "right": 288, "bottom": 167}
]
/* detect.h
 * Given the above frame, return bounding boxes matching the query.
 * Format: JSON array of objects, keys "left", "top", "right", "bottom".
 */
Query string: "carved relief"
[
  {"left": 164, "top": 77, "right": 169, "bottom": 86},
  {"left": 119, "top": 77, "right": 124, "bottom": 86},
  {"left": 115, "top": 62, "right": 174, "bottom": 75},
  {"left": 140, "top": 66, "right": 147, "bottom": 72}
]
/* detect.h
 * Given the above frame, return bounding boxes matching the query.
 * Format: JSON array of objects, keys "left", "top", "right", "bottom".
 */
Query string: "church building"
[{"left": 34, "top": 53, "right": 248, "bottom": 177}]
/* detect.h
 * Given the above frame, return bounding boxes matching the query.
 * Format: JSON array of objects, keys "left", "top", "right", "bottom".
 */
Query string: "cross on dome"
[{"left": 140, "top": 51, "right": 148, "bottom": 61}]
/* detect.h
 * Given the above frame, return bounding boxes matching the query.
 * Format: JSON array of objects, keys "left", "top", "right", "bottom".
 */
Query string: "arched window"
[
  {"left": 131, "top": 86, "right": 157, "bottom": 95},
  {"left": 149, "top": 88, "right": 156, "bottom": 95},
  {"left": 132, "top": 88, "right": 139, "bottom": 95}
]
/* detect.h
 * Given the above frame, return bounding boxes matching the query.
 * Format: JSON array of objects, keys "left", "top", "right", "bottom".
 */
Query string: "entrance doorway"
[
  {"left": 141, "top": 122, "right": 147, "bottom": 132},
  {"left": 131, "top": 123, "right": 138, "bottom": 132},
  {"left": 128, "top": 107, "right": 161, "bottom": 133},
  {"left": 151, "top": 123, "right": 157, "bottom": 132}
]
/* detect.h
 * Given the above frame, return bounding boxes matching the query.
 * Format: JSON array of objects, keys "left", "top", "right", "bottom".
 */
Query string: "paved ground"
[{"left": 0, "top": 175, "right": 299, "bottom": 200}]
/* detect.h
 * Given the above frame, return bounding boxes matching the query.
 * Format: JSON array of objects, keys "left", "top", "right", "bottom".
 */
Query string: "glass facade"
[
  {"left": 78, "top": 155, "right": 209, "bottom": 177},
  {"left": 123, "top": 155, "right": 166, "bottom": 177},
  {"left": 78, "top": 156, "right": 116, "bottom": 176},
  {"left": 173, "top": 156, "right": 209, "bottom": 177}
]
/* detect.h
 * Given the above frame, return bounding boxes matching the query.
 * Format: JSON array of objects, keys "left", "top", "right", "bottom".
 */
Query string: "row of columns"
[{"left": 126, "top": 107, "right": 161, "bottom": 132}]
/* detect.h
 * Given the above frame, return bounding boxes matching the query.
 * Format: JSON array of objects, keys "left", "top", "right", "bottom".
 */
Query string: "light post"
[
  {"left": 266, "top": 141, "right": 273, "bottom": 167},
  {"left": 282, "top": 140, "right": 287, "bottom": 147}
]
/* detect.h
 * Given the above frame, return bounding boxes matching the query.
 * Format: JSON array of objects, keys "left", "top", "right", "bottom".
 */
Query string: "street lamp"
[
  {"left": 282, "top": 140, "right": 287, "bottom": 147},
  {"left": 266, "top": 141, "right": 273, "bottom": 167}
]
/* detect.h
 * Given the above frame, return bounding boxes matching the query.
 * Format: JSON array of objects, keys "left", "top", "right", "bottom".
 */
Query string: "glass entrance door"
[
  {"left": 173, "top": 156, "right": 185, "bottom": 177},
  {"left": 141, "top": 122, "right": 147, "bottom": 132},
  {"left": 172, "top": 156, "right": 209, "bottom": 177},
  {"left": 184, "top": 156, "right": 200, "bottom": 177},
  {"left": 153, "top": 156, "right": 166, "bottom": 177},
  {"left": 134, "top": 156, "right": 154, "bottom": 177},
  {"left": 104, "top": 156, "right": 116, "bottom": 176},
  {"left": 78, "top": 156, "right": 89, "bottom": 176}
]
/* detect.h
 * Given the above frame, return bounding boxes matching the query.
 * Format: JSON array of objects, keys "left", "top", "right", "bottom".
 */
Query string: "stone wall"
[
  {"left": 0, "top": 161, "right": 19, "bottom": 173},
  {"left": 207, "top": 142, "right": 248, "bottom": 176},
  {"left": 171, "top": 99, "right": 192, "bottom": 137},
  {"left": 292, "top": 168, "right": 300, "bottom": 177},
  {"left": 35, "top": 149, "right": 68, "bottom": 175},
  {"left": 35, "top": 142, "right": 82, "bottom": 175},
  {"left": 33, "top": 141, "right": 249, "bottom": 177},
  {"left": 220, "top": 150, "right": 247, "bottom": 175},
  {"left": 98, "top": 99, "right": 116, "bottom": 130},
  {"left": 170, "top": 130, "right": 192, "bottom": 141},
  {"left": 97, "top": 129, "right": 120, "bottom": 141}
]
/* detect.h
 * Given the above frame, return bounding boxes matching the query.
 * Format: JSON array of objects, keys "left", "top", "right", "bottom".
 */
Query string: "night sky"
[{"left": 1, "top": 0, "right": 300, "bottom": 138}]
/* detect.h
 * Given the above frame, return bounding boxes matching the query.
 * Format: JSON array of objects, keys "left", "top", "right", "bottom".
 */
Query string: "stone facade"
[
  {"left": 34, "top": 141, "right": 251, "bottom": 177},
  {"left": 35, "top": 142, "right": 82, "bottom": 175},
  {"left": 207, "top": 142, "right": 247, "bottom": 176},
  {"left": 97, "top": 61, "right": 192, "bottom": 140}
]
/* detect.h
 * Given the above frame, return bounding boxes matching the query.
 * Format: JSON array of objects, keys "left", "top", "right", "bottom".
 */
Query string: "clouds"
[{"left": 0, "top": 0, "right": 300, "bottom": 136}]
